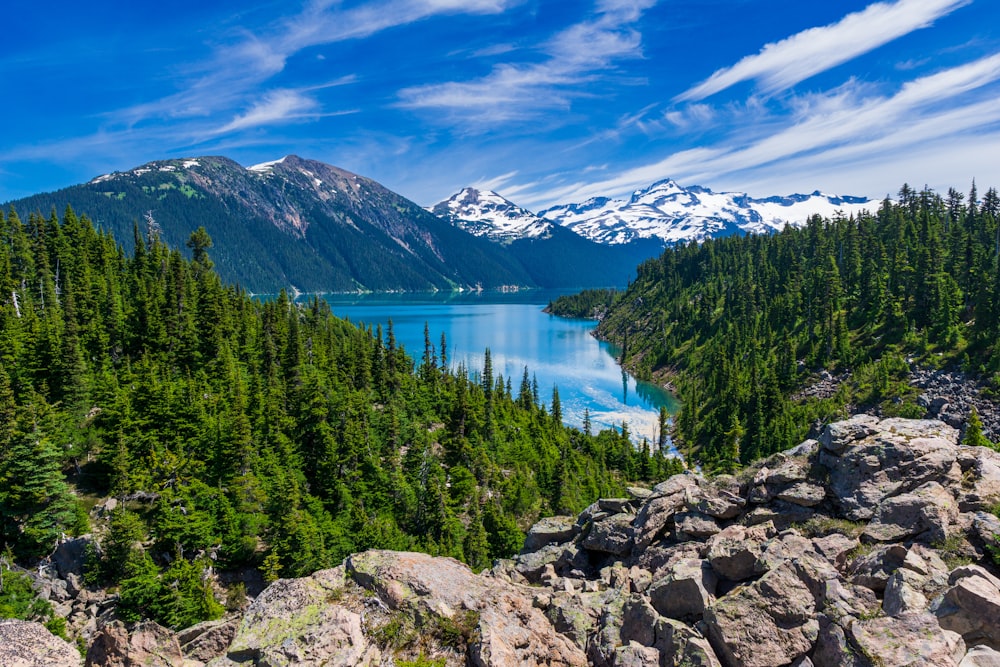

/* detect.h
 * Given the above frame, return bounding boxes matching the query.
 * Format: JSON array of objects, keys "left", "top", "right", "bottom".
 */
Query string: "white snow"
[
  {"left": 182, "top": 159, "right": 200, "bottom": 169},
  {"left": 90, "top": 174, "right": 114, "bottom": 184},
  {"left": 159, "top": 165, "right": 177, "bottom": 172},
  {"left": 540, "top": 180, "right": 875, "bottom": 245},
  {"left": 429, "top": 187, "right": 552, "bottom": 242},
  {"left": 247, "top": 156, "right": 288, "bottom": 173}
]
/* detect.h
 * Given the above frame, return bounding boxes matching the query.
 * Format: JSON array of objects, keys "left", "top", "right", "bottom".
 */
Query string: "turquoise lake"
[{"left": 320, "top": 290, "right": 679, "bottom": 445}]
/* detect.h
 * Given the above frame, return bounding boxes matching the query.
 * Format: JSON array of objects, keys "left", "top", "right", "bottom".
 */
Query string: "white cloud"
[
  {"left": 516, "top": 53, "right": 1000, "bottom": 206},
  {"left": 215, "top": 90, "right": 319, "bottom": 134},
  {"left": 676, "top": 0, "right": 971, "bottom": 101},
  {"left": 397, "top": 0, "right": 656, "bottom": 123}
]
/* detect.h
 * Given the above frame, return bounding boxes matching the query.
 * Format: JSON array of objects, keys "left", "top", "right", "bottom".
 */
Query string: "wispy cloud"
[
  {"left": 397, "top": 0, "right": 656, "bottom": 124},
  {"left": 520, "top": 52, "right": 1000, "bottom": 205},
  {"left": 676, "top": 0, "right": 971, "bottom": 102}
]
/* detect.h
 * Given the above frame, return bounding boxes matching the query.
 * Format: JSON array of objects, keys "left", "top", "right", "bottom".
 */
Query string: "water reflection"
[{"left": 319, "top": 290, "right": 679, "bottom": 444}]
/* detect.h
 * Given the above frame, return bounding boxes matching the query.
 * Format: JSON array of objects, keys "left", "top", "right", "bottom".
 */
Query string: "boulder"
[
  {"left": 705, "top": 523, "right": 773, "bottom": 581},
  {"left": 848, "top": 544, "right": 908, "bottom": 593},
  {"left": 818, "top": 414, "right": 880, "bottom": 454},
  {"left": 961, "top": 646, "right": 1000, "bottom": 666},
  {"left": 632, "top": 491, "right": 685, "bottom": 551},
  {"left": 347, "top": 550, "right": 586, "bottom": 667},
  {"left": 613, "top": 642, "right": 660, "bottom": 667},
  {"left": 522, "top": 515, "right": 578, "bottom": 553},
  {"left": 703, "top": 560, "right": 818, "bottom": 667},
  {"left": 52, "top": 536, "right": 94, "bottom": 579},
  {"left": 776, "top": 482, "right": 826, "bottom": 507},
  {"left": 822, "top": 418, "right": 960, "bottom": 520},
  {"left": 582, "top": 513, "right": 634, "bottom": 556},
  {"left": 862, "top": 481, "right": 958, "bottom": 544},
  {"left": 649, "top": 558, "right": 717, "bottom": 620},
  {"left": 0, "top": 619, "right": 81, "bottom": 667},
  {"left": 884, "top": 567, "right": 930, "bottom": 616},
  {"left": 849, "top": 612, "right": 966, "bottom": 667},
  {"left": 674, "top": 512, "right": 720, "bottom": 539},
  {"left": 933, "top": 564, "right": 1000, "bottom": 649},
  {"left": 687, "top": 487, "right": 745, "bottom": 520},
  {"left": 177, "top": 617, "right": 239, "bottom": 663},
  {"left": 86, "top": 621, "right": 182, "bottom": 667},
  {"left": 224, "top": 565, "right": 379, "bottom": 666},
  {"left": 813, "top": 616, "right": 864, "bottom": 667},
  {"left": 955, "top": 446, "right": 1000, "bottom": 512},
  {"left": 598, "top": 498, "right": 634, "bottom": 514}
]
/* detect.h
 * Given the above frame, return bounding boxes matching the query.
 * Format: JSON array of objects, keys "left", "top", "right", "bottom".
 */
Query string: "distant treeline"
[{"left": 553, "top": 183, "right": 1000, "bottom": 470}]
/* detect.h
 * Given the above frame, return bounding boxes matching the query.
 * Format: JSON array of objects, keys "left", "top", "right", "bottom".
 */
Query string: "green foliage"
[
  {"left": 547, "top": 288, "right": 619, "bottom": 319},
  {"left": 0, "top": 204, "right": 667, "bottom": 629},
  {"left": 591, "top": 184, "right": 1000, "bottom": 469},
  {"left": 0, "top": 565, "right": 68, "bottom": 640}
]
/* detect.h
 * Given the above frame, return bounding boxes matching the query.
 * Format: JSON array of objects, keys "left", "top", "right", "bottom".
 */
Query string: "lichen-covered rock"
[
  {"left": 522, "top": 515, "right": 578, "bottom": 553},
  {"left": 705, "top": 523, "right": 773, "bottom": 581},
  {"left": 632, "top": 490, "right": 686, "bottom": 551},
  {"left": 674, "top": 511, "right": 720, "bottom": 539},
  {"left": 348, "top": 551, "right": 587, "bottom": 667},
  {"left": 849, "top": 612, "right": 965, "bottom": 667},
  {"left": 933, "top": 564, "right": 1000, "bottom": 649},
  {"left": 703, "top": 560, "right": 819, "bottom": 667},
  {"left": 224, "top": 565, "right": 378, "bottom": 667},
  {"left": 776, "top": 482, "right": 826, "bottom": 507},
  {"left": 582, "top": 513, "right": 634, "bottom": 556},
  {"left": 86, "top": 621, "right": 182, "bottom": 667},
  {"left": 862, "top": 481, "right": 958, "bottom": 543},
  {"left": 0, "top": 620, "right": 81, "bottom": 667},
  {"left": 649, "top": 558, "right": 717, "bottom": 620},
  {"left": 822, "top": 418, "right": 960, "bottom": 520},
  {"left": 177, "top": 617, "right": 239, "bottom": 663},
  {"left": 960, "top": 645, "right": 1000, "bottom": 666}
]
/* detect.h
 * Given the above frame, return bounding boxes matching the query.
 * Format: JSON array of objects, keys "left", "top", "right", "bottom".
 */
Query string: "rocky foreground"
[{"left": 8, "top": 415, "right": 1000, "bottom": 666}]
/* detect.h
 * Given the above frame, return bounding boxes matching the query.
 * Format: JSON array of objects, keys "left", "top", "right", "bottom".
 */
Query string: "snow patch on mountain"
[
  {"left": 248, "top": 157, "right": 288, "bottom": 174},
  {"left": 430, "top": 188, "right": 552, "bottom": 243},
  {"left": 540, "top": 179, "right": 876, "bottom": 245}
]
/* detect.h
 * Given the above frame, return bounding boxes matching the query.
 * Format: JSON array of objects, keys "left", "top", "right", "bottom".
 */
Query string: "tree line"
[
  {"left": 554, "top": 183, "right": 1000, "bottom": 470},
  {"left": 0, "top": 206, "right": 680, "bottom": 629}
]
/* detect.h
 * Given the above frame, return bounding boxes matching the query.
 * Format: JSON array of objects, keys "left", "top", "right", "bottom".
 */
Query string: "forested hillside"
[
  {"left": 0, "top": 206, "right": 679, "bottom": 630},
  {"left": 555, "top": 184, "right": 1000, "bottom": 470}
]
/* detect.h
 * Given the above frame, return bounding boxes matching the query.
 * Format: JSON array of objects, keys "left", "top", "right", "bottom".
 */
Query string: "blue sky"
[{"left": 3, "top": 0, "right": 999, "bottom": 209}]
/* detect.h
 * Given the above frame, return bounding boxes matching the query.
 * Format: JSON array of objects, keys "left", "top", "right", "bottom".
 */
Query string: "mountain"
[
  {"left": 6, "top": 156, "right": 533, "bottom": 293},
  {"left": 430, "top": 187, "right": 552, "bottom": 243},
  {"left": 429, "top": 187, "right": 664, "bottom": 288},
  {"left": 539, "top": 178, "right": 876, "bottom": 245}
]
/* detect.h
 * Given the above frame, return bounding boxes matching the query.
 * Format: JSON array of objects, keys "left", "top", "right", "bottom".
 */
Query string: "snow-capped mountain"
[
  {"left": 539, "top": 179, "right": 875, "bottom": 245},
  {"left": 429, "top": 187, "right": 552, "bottom": 243}
]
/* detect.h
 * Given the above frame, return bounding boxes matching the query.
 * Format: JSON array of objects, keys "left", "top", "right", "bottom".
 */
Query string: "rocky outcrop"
[
  {"left": 507, "top": 415, "right": 1000, "bottom": 667},
  {"left": 10, "top": 415, "right": 1000, "bottom": 666},
  {"left": 0, "top": 619, "right": 81, "bottom": 667}
]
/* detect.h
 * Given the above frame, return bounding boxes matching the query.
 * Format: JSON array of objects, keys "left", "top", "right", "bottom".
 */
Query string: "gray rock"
[
  {"left": 582, "top": 513, "right": 635, "bottom": 556},
  {"left": 863, "top": 481, "right": 958, "bottom": 544},
  {"left": 813, "top": 616, "right": 864, "bottom": 667},
  {"left": 522, "top": 515, "right": 578, "bottom": 553},
  {"left": 849, "top": 544, "right": 908, "bottom": 593},
  {"left": 822, "top": 417, "right": 960, "bottom": 520},
  {"left": 649, "top": 558, "right": 717, "bottom": 620},
  {"left": 883, "top": 568, "right": 929, "bottom": 616},
  {"left": 961, "top": 646, "right": 1000, "bottom": 667},
  {"left": 776, "top": 482, "right": 826, "bottom": 507},
  {"left": 674, "top": 512, "right": 720, "bottom": 539},
  {"left": 613, "top": 642, "right": 660, "bottom": 667},
  {"left": 52, "top": 536, "right": 94, "bottom": 579},
  {"left": 703, "top": 560, "right": 818, "bottom": 667},
  {"left": 346, "top": 551, "right": 587, "bottom": 667},
  {"left": 632, "top": 491, "right": 686, "bottom": 551},
  {"left": 757, "top": 530, "right": 816, "bottom": 573},
  {"left": 849, "top": 612, "right": 966, "bottom": 667},
  {"left": 933, "top": 564, "right": 1000, "bottom": 649},
  {"left": 178, "top": 617, "right": 239, "bottom": 663},
  {"left": 810, "top": 532, "right": 859, "bottom": 569},
  {"left": 86, "top": 620, "right": 182, "bottom": 667},
  {"left": 0, "top": 619, "right": 81, "bottom": 667},
  {"left": 599, "top": 498, "right": 634, "bottom": 514},
  {"left": 819, "top": 414, "right": 880, "bottom": 454},
  {"left": 620, "top": 595, "right": 659, "bottom": 647},
  {"left": 706, "top": 523, "right": 774, "bottom": 581},
  {"left": 687, "top": 487, "right": 745, "bottom": 520}
]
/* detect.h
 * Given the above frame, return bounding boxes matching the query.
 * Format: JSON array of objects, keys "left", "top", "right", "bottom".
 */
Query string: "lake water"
[{"left": 320, "top": 290, "right": 679, "bottom": 445}]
